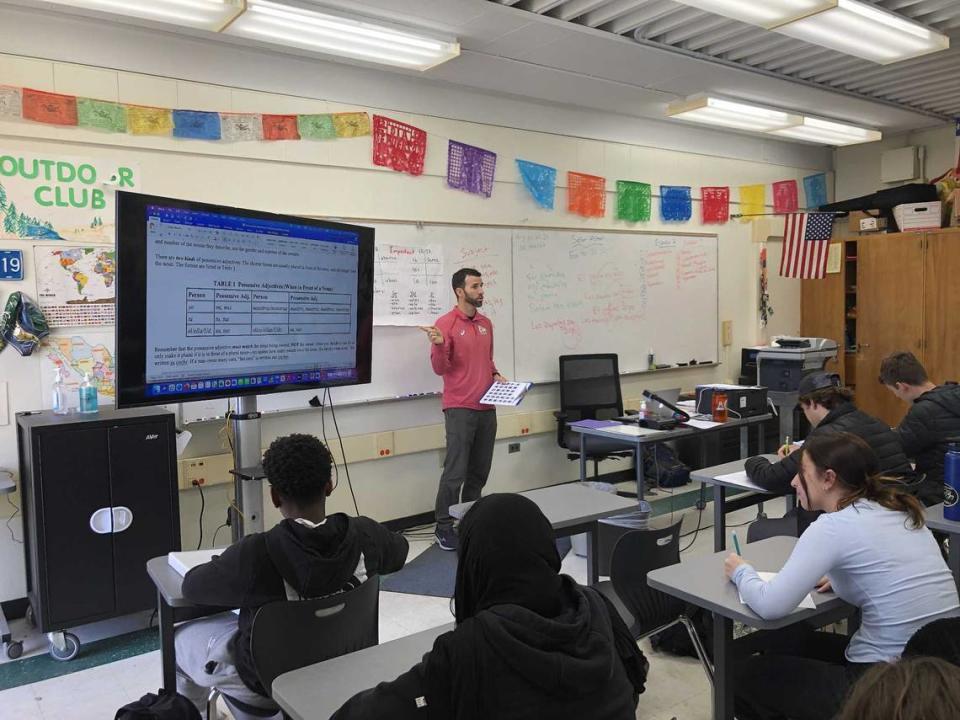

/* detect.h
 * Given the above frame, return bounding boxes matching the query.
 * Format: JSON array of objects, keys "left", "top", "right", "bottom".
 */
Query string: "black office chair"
[
  {"left": 555, "top": 353, "right": 633, "bottom": 478},
  {"left": 210, "top": 576, "right": 381, "bottom": 720},
  {"left": 602, "top": 522, "right": 713, "bottom": 686}
]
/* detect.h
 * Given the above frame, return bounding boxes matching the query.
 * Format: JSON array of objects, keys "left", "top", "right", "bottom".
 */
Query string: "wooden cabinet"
[{"left": 801, "top": 228, "right": 960, "bottom": 427}]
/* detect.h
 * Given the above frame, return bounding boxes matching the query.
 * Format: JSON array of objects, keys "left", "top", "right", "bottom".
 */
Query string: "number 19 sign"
[{"left": 0, "top": 250, "right": 24, "bottom": 280}]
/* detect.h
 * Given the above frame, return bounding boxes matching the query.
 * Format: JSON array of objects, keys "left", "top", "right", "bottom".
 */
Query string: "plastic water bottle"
[
  {"left": 51, "top": 368, "right": 69, "bottom": 415},
  {"left": 944, "top": 442, "right": 960, "bottom": 521},
  {"left": 78, "top": 372, "right": 99, "bottom": 414}
]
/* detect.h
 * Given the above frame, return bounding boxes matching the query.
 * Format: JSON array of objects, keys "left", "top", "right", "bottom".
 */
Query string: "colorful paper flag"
[
  {"left": 616, "top": 181, "right": 650, "bottom": 222},
  {"left": 127, "top": 105, "right": 173, "bottom": 136},
  {"left": 568, "top": 172, "right": 606, "bottom": 217},
  {"left": 773, "top": 179, "right": 799, "bottom": 214},
  {"left": 298, "top": 114, "right": 336, "bottom": 140},
  {"left": 660, "top": 185, "right": 692, "bottom": 222},
  {"left": 701, "top": 186, "right": 730, "bottom": 224},
  {"left": 76, "top": 98, "right": 126, "bottom": 132},
  {"left": 262, "top": 114, "right": 300, "bottom": 140},
  {"left": 803, "top": 173, "right": 828, "bottom": 209},
  {"left": 516, "top": 159, "right": 556, "bottom": 210},
  {"left": 372, "top": 115, "right": 427, "bottom": 176},
  {"left": 22, "top": 89, "right": 77, "bottom": 126},
  {"left": 739, "top": 184, "right": 766, "bottom": 220},
  {"left": 0, "top": 86, "right": 23, "bottom": 120},
  {"left": 173, "top": 110, "right": 221, "bottom": 140},
  {"left": 220, "top": 113, "right": 262, "bottom": 142},
  {"left": 780, "top": 212, "right": 834, "bottom": 279},
  {"left": 447, "top": 140, "right": 496, "bottom": 198},
  {"left": 333, "top": 112, "right": 371, "bottom": 138}
]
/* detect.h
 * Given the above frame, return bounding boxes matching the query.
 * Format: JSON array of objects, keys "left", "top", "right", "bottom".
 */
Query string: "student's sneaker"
[{"left": 435, "top": 526, "right": 458, "bottom": 552}]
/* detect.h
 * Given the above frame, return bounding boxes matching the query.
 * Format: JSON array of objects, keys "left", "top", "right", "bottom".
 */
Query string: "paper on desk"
[
  {"left": 676, "top": 400, "right": 696, "bottom": 409},
  {"left": 685, "top": 418, "right": 722, "bottom": 430},
  {"left": 738, "top": 571, "right": 816, "bottom": 611},
  {"left": 604, "top": 424, "right": 663, "bottom": 437},
  {"left": 715, "top": 470, "right": 769, "bottom": 492}
]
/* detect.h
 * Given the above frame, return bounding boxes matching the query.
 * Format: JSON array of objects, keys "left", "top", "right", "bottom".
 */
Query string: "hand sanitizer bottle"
[
  {"left": 52, "top": 368, "right": 69, "bottom": 415},
  {"left": 78, "top": 372, "right": 99, "bottom": 414}
]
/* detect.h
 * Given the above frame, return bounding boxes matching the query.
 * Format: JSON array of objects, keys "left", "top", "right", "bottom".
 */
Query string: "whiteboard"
[
  {"left": 189, "top": 222, "right": 516, "bottom": 420},
  {"left": 513, "top": 229, "right": 718, "bottom": 383}
]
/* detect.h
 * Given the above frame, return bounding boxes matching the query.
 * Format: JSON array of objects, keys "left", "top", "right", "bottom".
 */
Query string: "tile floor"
[{"left": 0, "top": 499, "right": 785, "bottom": 720}]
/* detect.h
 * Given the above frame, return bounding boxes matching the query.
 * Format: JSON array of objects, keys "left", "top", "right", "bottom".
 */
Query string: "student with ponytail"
[{"left": 724, "top": 432, "right": 960, "bottom": 720}]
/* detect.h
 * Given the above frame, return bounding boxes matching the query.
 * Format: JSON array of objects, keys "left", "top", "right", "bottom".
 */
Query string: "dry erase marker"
[{"left": 732, "top": 531, "right": 742, "bottom": 555}]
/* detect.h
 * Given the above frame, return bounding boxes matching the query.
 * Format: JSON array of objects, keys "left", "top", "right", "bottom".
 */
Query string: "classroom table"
[
  {"left": 449, "top": 483, "right": 637, "bottom": 585},
  {"left": 569, "top": 413, "right": 772, "bottom": 500},
  {"left": 273, "top": 623, "right": 453, "bottom": 719},
  {"left": 925, "top": 503, "right": 960, "bottom": 588},
  {"left": 648, "top": 535, "right": 853, "bottom": 720},
  {"left": 146, "top": 556, "right": 229, "bottom": 693},
  {"left": 692, "top": 456, "right": 797, "bottom": 552}
]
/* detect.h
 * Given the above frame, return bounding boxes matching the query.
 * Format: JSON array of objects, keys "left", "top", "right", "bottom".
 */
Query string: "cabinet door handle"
[
  {"left": 111, "top": 506, "right": 133, "bottom": 533},
  {"left": 89, "top": 507, "right": 113, "bottom": 535}
]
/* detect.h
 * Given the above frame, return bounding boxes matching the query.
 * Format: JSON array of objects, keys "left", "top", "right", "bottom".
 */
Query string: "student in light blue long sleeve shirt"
[{"left": 724, "top": 432, "right": 960, "bottom": 720}]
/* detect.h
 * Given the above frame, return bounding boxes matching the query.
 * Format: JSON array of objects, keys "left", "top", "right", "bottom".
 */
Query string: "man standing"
[
  {"left": 880, "top": 351, "right": 960, "bottom": 506},
  {"left": 421, "top": 268, "right": 505, "bottom": 551}
]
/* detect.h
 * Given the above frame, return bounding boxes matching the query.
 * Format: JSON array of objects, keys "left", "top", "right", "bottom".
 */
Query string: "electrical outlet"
[
  {"left": 179, "top": 454, "right": 234, "bottom": 490},
  {"left": 508, "top": 442, "right": 521, "bottom": 454}
]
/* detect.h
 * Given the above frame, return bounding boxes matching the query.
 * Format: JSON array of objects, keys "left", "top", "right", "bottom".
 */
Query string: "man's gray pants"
[{"left": 435, "top": 408, "right": 497, "bottom": 530}]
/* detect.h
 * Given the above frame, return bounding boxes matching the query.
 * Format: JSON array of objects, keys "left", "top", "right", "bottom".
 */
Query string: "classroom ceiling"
[{"left": 485, "top": 0, "right": 960, "bottom": 121}]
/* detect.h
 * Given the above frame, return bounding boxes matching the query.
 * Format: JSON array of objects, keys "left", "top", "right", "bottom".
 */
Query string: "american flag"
[{"left": 780, "top": 212, "right": 834, "bottom": 279}]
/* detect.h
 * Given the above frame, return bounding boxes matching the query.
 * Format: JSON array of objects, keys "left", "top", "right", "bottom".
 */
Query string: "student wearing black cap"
[
  {"left": 331, "top": 493, "right": 649, "bottom": 720},
  {"left": 744, "top": 371, "right": 912, "bottom": 538}
]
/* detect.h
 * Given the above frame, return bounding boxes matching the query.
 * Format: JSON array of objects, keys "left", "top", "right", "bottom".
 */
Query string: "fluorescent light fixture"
[
  {"left": 770, "top": 116, "right": 882, "bottom": 145},
  {"left": 666, "top": 95, "right": 802, "bottom": 132},
  {"left": 223, "top": 1, "right": 460, "bottom": 71},
  {"left": 773, "top": 0, "right": 950, "bottom": 64},
  {"left": 33, "top": 0, "right": 246, "bottom": 31},
  {"left": 670, "top": 0, "right": 834, "bottom": 29}
]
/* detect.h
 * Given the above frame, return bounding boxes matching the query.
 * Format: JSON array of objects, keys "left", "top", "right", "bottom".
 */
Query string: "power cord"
[
  {"left": 211, "top": 520, "right": 230, "bottom": 548},
  {"left": 322, "top": 388, "right": 361, "bottom": 517},
  {"left": 193, "top": 480, "right": 205, "bottom": 550},
  {"left": 4, "top": 470, "right": 22, "bottom": 544}
]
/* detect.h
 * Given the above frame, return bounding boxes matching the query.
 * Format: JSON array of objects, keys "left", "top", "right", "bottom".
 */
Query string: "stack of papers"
[
  {"left": 168, "top": 548, "right": 223, "bottom": 577},
  {"left": 715, "top": 470, "right": 769, "bottom": 492},
  {"left": 738, "top": 571, "right": 816, "bottom": 611},
  {"left": 603, "top": 424, "right": 663, "bottom": 437}
]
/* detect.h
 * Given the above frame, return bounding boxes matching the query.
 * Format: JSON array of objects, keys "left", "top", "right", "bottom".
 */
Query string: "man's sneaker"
[{"left": 435, "top": 526, "right": 458, "bottom": 552}]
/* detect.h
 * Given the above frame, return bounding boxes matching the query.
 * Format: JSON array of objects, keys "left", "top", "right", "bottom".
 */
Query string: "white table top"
[
  {"left": 691, "top": 455, "right": 779, "bottom": 492},
  {"left": 273, "top": 623, "right": 453, "bottom": 720},
  {"left": 926, "top": 503, "right": 960, "bottom": 533},
  {"left": 449, "top": 483, "right": 638, "bottom": 528},
  {"left": 569, "top": 413, "right": 772, "bottom": 445}
]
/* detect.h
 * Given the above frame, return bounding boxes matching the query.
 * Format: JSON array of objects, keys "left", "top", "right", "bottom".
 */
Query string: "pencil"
[{"left": 732, "top": 531, "right": 742, "bottom": 555}]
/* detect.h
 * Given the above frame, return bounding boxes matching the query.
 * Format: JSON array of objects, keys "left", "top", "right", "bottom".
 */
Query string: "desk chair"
[
  {"left": 555, "top": 354, "right": 633, "bottom": 478},
  {"left": 209, "top": 576, "right": 381, "bottom": 720},
  {"left": 602, "top": 523, "right": 713, "bottom": 686}
]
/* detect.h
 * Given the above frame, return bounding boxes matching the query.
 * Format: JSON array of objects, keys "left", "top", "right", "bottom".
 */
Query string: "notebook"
[{"left": 167, "top": 548, "right": 225, "bottom": 577}]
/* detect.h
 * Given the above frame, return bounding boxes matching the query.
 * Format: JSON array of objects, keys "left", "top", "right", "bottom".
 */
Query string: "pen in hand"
[{"left": 732, "top": 531, "right": 742, "bottom": 556}]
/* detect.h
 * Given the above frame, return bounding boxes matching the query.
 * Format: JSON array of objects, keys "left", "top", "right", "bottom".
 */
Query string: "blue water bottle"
[{"left": 944, "top": 441, "right": 960, "bottom": 521}]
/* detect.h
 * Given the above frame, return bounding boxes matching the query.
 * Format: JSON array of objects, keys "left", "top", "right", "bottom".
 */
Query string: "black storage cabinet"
[{"left": 17, "top": 408, "right": 180, "bottom": 654}]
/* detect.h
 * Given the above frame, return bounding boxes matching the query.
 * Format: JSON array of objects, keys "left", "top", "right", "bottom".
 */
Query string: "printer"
[{"left": 755, "top": 336, "right": 839, "bottom": 392}]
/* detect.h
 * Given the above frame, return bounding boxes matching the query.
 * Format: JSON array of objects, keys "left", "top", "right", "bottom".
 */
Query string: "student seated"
[
  {"left": 725, "top": 432, "right": 960, "bottom": 720},
  {"left": 744, "top": 371, "right": 911, "bottom": 537},
  {"left": 880, "top": 350, "right": 960, "bottom": 506},
  {"left": 837, "top": 657, "right": 960, "bottom": 720},
  {"left": 331, "top": 493, "right": 649, "bottom": 720},
  {"left": 175, "top": 434, "right": 409, "bottom": 719}
]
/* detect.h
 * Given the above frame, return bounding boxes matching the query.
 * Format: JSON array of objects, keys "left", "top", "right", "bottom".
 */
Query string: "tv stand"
[{"left": 230, "top": 395, "right": 265, "bottom": 541}]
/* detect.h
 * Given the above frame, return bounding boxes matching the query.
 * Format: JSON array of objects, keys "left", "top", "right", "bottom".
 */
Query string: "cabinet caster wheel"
[
  {"left": 5, "top": 641, "right": 23, "bottom": 660},
  {"left": 48, "top": 632, "right": 80, "bottom": 661}
]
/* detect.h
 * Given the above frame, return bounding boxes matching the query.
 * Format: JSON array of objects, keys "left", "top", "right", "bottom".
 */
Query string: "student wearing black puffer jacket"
[
  {"left": 744, "top": 372, "right": 912, "bottom": 538},
  {"left": 880, "top": 351, "right": 960, "bottom": 506}
]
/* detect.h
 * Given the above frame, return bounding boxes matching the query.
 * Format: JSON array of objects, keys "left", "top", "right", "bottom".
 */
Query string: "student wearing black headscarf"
[{"left": 331, "top": 493, "right": 649, "bottom": 720}]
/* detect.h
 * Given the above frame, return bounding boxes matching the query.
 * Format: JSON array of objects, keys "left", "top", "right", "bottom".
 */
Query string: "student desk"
[
  {"left": 925, "top": 503, "right": 960, "bottom": 588},
  {"left": 449, "top": 484, "right": 637, "bottom": 585},
  {"left": 273, "top": 623, "right": 453, "bottom": 719},
  {"left": 692, "top": 456, "right": 796, "bottom": 552},
  {"left": 648, "top": 536, "right": 853, "bottom": 720},
  {"left": 146, "top": 556, "right": 228, "bottom": 693},
  {"left": 569, "top": 413, "right": 772, "bottom": 500}
]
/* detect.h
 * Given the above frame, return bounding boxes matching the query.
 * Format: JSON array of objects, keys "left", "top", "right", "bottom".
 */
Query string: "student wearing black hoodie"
[
  {"left": 331, "top": 493, "right": 649, "bottom": 720},
  {"left": 175, "top": 434, "right": 409, "bottom": 718},
  {"left": 880, "top": 351, "right": 960, "bottom": 506}
]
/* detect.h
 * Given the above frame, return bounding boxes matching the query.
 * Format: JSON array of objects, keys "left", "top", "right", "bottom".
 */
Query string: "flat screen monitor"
[{"left": 115, "top": 192, "right": 373, "bottom": 408}]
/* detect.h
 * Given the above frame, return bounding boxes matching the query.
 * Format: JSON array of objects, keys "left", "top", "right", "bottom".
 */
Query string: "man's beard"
[{"left": 465, "top": 295, "right": 483, "bottom": 307}]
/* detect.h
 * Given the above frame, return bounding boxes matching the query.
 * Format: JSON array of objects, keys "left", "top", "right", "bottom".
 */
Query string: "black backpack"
[
  {"left": 115, "top": 691, "right": 202, "bottom": 720},
  {"left": 641, "top": 443, "right": 690, "bottom": 488}
]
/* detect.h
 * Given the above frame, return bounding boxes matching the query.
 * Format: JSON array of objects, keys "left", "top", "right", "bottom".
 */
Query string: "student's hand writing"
[
  {"left": 777, "top": 443, "right": 799, "bottom": 460},
  {"left": 724, "top": 553, "right": 746, "bottom": 580},
  {"left": 815, "top": 576, "right": 832, "bottom": 593},
  {"left": 419, "top": 326, "right": 444, "bottom": 345}
]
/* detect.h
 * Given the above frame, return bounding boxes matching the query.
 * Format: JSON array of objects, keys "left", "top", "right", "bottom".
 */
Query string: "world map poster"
[{"left": 34, "top": 245, "right": 115, "bottom": 326}]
